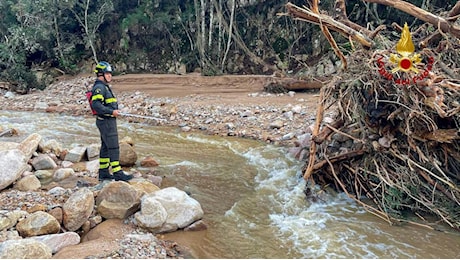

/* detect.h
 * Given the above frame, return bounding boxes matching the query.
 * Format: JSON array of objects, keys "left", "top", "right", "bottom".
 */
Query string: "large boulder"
[
  {"left": 135, "top": 187, "right": 204, "bottom": 233},
  {"left": 0, "top": 149, "right": 28, "bottom": 191},
  {"left": 119, "top": 142, "right": 137, "bottom": 166},
  {"left": 16, "top": 133, "right": 42, "bottom": 160},
  {"left": 96, "top": 181, "right": 143, "bottom": 219},
  {"left": 62, "top": 188, "right": 95, "bottom": 231}
]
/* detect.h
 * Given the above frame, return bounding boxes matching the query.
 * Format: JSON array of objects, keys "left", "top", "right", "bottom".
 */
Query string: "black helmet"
[{"left": 94, "top": 61, "right": 113, "bottom": 75}]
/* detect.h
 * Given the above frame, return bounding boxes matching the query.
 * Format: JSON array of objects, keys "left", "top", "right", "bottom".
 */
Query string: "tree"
[
  {"left": 0, "top": 0, "right": 50, "bottom": 92},
  {"left": 62, "top": 0, "right": 114, "bottom": 63}
]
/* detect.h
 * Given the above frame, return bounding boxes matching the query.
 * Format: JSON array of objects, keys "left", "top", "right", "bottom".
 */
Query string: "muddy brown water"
[{"left": 1, "top": 110, "right": 460, "bottom": 258}]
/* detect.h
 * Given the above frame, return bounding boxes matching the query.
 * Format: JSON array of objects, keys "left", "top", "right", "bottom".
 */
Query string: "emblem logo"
[{"left": 376, "top": 23, "right": 434, "bottom": 85}]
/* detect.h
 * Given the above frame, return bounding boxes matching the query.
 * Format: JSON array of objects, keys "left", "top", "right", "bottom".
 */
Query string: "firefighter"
[{"left": 91, "top": 61, "right": 133, "bottom": 181}]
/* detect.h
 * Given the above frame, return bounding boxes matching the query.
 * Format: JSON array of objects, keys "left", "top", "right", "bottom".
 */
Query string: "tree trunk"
[
  {"left": 208, "top": 5, "right": 214, "bottom": 48},
  {"left": 222, "top": 0, "right": 235, "bottom": 69},
  {"left": 217, "top": 0, "right": 223, "bottom": 56},
  {"left": 200, "top": 0, "right": 206, "bottom": 54},
  {"left": 84, "top": 0, "right": 98, "bottom": 63},
  {"left": 53, "top": 15, "right": 65, "bottom": 66},
  {"left": 194, "top": 0, "right": 204, "bottom": 68}
]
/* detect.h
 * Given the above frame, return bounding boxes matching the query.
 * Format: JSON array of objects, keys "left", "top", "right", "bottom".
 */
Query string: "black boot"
[
  {"left": 98, "top": 169, "right": 114, "bottom": 181},
  {"left": 113, "top": 170, "right": 133, "bottom": 181}
]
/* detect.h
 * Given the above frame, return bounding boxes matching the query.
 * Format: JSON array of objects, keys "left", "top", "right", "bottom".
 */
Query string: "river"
[{"left": 1, "top": 110, "right": 459, "bottom": 258}]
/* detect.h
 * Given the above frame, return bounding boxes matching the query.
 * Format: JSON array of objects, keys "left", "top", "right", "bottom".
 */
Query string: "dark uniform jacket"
[{"left": 91, "top": 79, "right": 118, "bottom": 117}]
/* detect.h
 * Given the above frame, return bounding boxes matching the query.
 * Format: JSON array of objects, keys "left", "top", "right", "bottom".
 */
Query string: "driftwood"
[
  {"left": 286, "top": 0, "right": 460, "bottom": 230},
  {"left": 363, "top": 0, "right": 460, "bottom": 39},
  {"left": 0, "top": 82, "right": 11, "bottom": 90},
  {"left": 284, "top": 0, "right": 460, "bottom": 64},
  {"left": 283, "top": 3, "right": 373, "bottom": 48},
  {"left": 0, "top": 128, "right": 18, "bottom": 137},
  {"left": 263, "top": 78, "right": 323, "bottom": 93},
  {"left": 420, "top": 1, "right": 460, "bottom": 48}
]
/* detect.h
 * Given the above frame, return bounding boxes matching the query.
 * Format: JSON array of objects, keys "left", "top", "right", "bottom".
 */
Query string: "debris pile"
[
  {"left": 303, "top": 28, "right": 460, "bottom": 230},
  {"left": 285, "top": 0, "right": 460, "bottom": 230}
]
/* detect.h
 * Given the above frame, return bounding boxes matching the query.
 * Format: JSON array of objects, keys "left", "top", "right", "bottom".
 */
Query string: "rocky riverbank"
[
  {"left": 0, "top": 75, "right": 321, "bottom": 258},
  {"left": 0, "top": 132, "right": 204, "bottom": 258},
  {"left": 1, "top": 75, "right": 321, "bottom": 149}
]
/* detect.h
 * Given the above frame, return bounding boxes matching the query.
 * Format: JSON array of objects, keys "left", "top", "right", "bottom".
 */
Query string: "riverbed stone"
[
  {"left": 17, "top": 133, "right": 42, "bottom": 160},
  {"left": 130, "top": 179, "right": 160, "bottom": 194},
  {"left": 96, "top": 181, "right": 143, "bottom": 219},
  {"left": 62, "top": 187, "right": 95, "bottom": 231},
  {"left": 119, "top": 142, "right": 137, "bottom": 166},
  {"left": 30, "top": 154, "right": 58, "bottom": 170},
  {"left": 13, "top": 175, "right": 41, "bottom": 191},
  {"left": 64, "top": 146, "right": 87, "bottom": 163},
  {"left": 34, "top": 169, "right": 54, "bottom": 182},
  {"left": 0, "top": 239, "right": 52, "bottom": 259},
  {"left": 16, "top": 211, "right": 60, "bottom": 237},
  {"left": 140, "top": 156, "right": 159, "bottom": 167},
  {"left": 135, "top": 187, "right": 204, "bottom": 233},
  {"left": 86, "top": 143, "right": 100, "bottom": 161},
  {"left": 134, "top": 197, "right": 168, "bottom": 232},
  {"left": 53, "top": 168, "right": 75, "bottom": 181},
  {"left": 0, "top": 210, "right": 28, "bottom": 232},
  {"left": 38, "top": 139, "right": 63, "bottom": 155},
  {"left": 0, "top": 149, "right": 28, "bottom": 191},
  {"left": 30, "top": 232, "right": 81, "bottom": 254},
  {"left": 85, "top": 159, "right": 100, "bottom": 174}
]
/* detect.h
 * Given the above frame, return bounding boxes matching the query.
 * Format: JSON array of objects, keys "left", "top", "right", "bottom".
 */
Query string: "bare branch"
[
  {"left": 363, "top": 0, "right": 460, "bottom": 39},
  {"left": 284, "top": 3, "right": 374, "bottom": 48}
]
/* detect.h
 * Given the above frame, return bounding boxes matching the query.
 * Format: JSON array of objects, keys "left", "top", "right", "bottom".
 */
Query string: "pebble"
[
  {"left": 0, "top": 76, "right": 316, "bottom": 148},
  {"left": 0, "top": 75, "right": 318, "bottom": 258}
]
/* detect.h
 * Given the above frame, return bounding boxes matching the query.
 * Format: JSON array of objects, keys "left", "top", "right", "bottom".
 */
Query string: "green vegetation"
[{"left": 0, "top": 0, "right": 458, "bottom": 93}]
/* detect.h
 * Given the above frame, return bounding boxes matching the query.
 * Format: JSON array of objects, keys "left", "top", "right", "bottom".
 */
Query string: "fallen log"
[{"left": 263, "top": 78, "right": 323, "bottom": 93}]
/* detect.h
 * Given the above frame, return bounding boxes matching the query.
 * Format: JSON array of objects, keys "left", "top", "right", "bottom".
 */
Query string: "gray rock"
[
  {"left": 86, "top": 144, "right": 100, "bottom": 161},
  {"left": 30, "top": 154, "right": 57, "bottom": 170},
  {"left": 64, "top": 146, "right": 87, "bottom": 163}
]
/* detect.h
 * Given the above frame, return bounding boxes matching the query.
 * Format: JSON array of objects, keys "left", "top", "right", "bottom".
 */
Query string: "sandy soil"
[
  {"left": 2, "top": 72, "right": 322, "bottom": 147},
  {"left": 110, "top": 73, "right": 320, "bottom": 106}
]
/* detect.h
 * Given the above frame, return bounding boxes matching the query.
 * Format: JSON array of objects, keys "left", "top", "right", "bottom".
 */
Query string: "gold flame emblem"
[{"left": 389, "top": 23, "right": 422, "bottom": 73}]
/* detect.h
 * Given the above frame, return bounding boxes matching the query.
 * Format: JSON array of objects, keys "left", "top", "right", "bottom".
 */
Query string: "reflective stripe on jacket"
[{"left": 91, "top": 79, "right": 118, "bottom": 116}]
